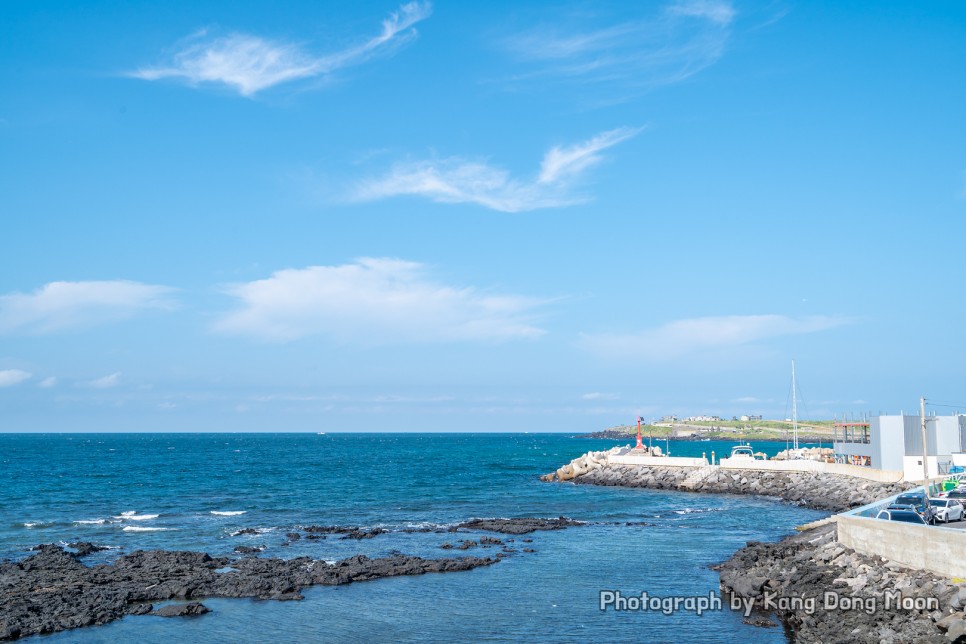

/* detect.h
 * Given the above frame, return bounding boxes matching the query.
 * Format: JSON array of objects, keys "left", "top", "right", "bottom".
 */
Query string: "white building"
[{"left": 834, "top": 413, "right": 966, "bottom": 481}]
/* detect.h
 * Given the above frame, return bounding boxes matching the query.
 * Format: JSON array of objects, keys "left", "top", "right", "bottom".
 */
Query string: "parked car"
[
  {"left": 876, "top": 509, "right": 928, "bottom": 524},
  {"left": 947, "top": 489, "right": 966, "bottom": 501},
  {"left": 892, "top": 493, "right": 938, "bottom": 524},
  {"left": 929, "top": 498, "right": 964, "bottom": 522}
]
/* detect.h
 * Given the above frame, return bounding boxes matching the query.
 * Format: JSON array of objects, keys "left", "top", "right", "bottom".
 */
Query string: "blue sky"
[{"left": 2, "top": 1, "right": 965, "bottom": 432}]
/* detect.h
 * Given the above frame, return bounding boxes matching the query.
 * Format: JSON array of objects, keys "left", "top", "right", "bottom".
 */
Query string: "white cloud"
[
  {"left": 581, "top": 392, "right": 620, "bottom": 401},
  {"left": 130, "top": 2, "right": 432, "bottom": 96},
  {"left": 215, "top": 258, "right": 548, "bottom": 343},
  {"left": 666, "top": 0, "right": 736, "bottom": 25},
  {"left": 353, "top": 127, "right": 640, "bottom": 212},
  {"left": 38, "top": 376, "right": 58, "bottom": 388},
  {"left": 0, "top": 280, "right": 176, "bottom": 335},
  {"left": 87, "top": 372, "right": 121, "bottom": 389},
  {"left": 0, "top": 369, "right": 32, "bottom": 388},
  {"left": 581, "top": 314, "right": 848, "bottom": 361},
  {"left": 501, "top": 0, "right": 735, "bottom": 101}
]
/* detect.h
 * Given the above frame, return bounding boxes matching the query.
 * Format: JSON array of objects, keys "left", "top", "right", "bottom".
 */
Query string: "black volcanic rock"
[
  {"left": 233, "top": 546, "right": 263, "bottom": 555},
  {"left": 152, "top": 602, "right": 210, "bottom": 618},
  {"left": 454, "top": 517, "right": 584, "bottom": 534},
  {"left": 66, "top": 542, "right": 109, "bottom": 557},
  {"left": 302, "top": 526, "right": 387, "bottom": 539},
  {"left": 0, "top": 545, "right": 497, "bottom": 641}
]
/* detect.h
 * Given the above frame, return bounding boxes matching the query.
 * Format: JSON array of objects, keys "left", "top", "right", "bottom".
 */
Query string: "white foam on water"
[
  {"left": 74, "top": 519, "right": 108, "bottom": 525},
  {"left": 122, "top": 526, "right": 172, "bottom": 532},
  {"left": 114, "top": 513, "right": 159, "bottom": 521},
  {"left": 211, "top": 511, "right": 247, "bottom": 516},
  {"left": 672, "top": 508, "right": 721, "bottom": 515},
  {"left": 23, "top": 522, "right": 48, "bottom": 528}
]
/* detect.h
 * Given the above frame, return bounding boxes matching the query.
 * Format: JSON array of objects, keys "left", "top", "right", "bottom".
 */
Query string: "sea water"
[{"left": 0, "top": 433, "right": 827, "bottom": 642}]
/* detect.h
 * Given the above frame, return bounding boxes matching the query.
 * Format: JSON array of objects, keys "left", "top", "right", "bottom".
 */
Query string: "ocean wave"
[
  {"left": 122, "top": 526, "right": 172, "bottom": 532},
  {"left": 211, "top": 511, "right": 247, "bottom": 516},
  {"left": 113, "top": 512, "right": 159, "bottom": 521},
  {"left": 74, "top": 519, "right": 108, "bottom": 525},
  {"left": 230, "top": 527, "right": 275, "bottom": 536},
  {"left": 672, "top": 508, "right": 722, "bottom": 515},
  {"left": 22, "top": 522, "right": 51, "bottom": 528}
]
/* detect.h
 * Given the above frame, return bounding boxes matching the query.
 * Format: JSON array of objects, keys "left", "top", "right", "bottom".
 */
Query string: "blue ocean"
[{"left": 1, "top": 433, "right": 827, "bottom": 642}]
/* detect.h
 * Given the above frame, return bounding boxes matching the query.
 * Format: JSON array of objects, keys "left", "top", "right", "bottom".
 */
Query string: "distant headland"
[{"left": 582, "top": 418, "right": 834, "bottom": 443}]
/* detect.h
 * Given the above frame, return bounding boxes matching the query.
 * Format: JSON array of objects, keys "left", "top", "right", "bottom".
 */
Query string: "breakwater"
[
  {"left": 716, "top": 523, "right": 966, "bottom": 643},
  {"left": 542, "top": 450, "right": 909, "bottom": 512}
]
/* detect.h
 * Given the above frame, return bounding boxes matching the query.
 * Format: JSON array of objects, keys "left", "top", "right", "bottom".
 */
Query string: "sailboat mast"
[{"left": 792, "top": 359, "right": 799, "bottom": 451}]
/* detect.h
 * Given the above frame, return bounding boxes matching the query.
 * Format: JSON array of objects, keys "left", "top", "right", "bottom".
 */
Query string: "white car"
[{"left": 929, "top": 497, "right": 964, "bottom": 522}]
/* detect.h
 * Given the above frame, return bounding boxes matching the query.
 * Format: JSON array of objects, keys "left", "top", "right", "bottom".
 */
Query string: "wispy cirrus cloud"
[
  {"left": 215, "top": 258, "right": 549, "bottom": 343},
  {"left": 353, "top": 126, "right": 641, "bottom": 212},
  {"left": 581, "top": 392, "right": 620, "bottom": 401},
  {"left": 86, "top": 372, "right": 121, "bottom": 389},
  {"left": 500, "top": 0, "right": 736, "bottom": 102},
  {"left": 581, "top": 314, "right": 849, "bottom": 361},
  {"left": 666, "top": 0, "right": 736, "bottom": 25},
  {"left": 0, "top": 369, "right": 32, "bottom": 388},
  {"left": 0, "top": 280, "right": 177, "bottom": 335},
  {"left": 130, "top": 2, "right": 432, "bottom": 96}
]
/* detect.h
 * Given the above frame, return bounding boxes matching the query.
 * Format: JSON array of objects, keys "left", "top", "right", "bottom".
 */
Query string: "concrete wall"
[
  {"left": 871, "top": 416, "right": 908, "bottom": 471},
  {"left": 609, "top": 454, "right": 708, "bottom": 467},
  {"left": 717, "top": 458, "right": 904, "bottom": 482},
  {"left": 838, "top": 513, "right": 966, "bottom": 578},
  {"left": 902, "top": 456, "right": 946, "bottom": 482},
  {"left": 836, "top": 441, "right": 874, "bottom": 461}
]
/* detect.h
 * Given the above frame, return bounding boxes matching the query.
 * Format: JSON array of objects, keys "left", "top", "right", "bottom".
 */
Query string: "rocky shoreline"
[
  {"left": 0, "top": 517, "right": 581, "bottom": 641},
  {"left": 542, "top": 450, "right": 966, "bottom": 642},
  {"left": 716, "top": 523, "right": 966, "bottom": 643}
]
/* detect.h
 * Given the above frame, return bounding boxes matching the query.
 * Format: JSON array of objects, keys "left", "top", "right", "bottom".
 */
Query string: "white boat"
[{"left": 729, "top": 444, "right": 756, "bottom": 459}]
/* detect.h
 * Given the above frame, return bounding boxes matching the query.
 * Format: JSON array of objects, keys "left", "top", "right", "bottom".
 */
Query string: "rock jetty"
[
  {"left": 0, "top": 544, "right": 496, "bottom": 641},
  {"left": 716, "top": 523, "right": 966, "bottom": 643},
  {"left": 542, "top": 450, "right": 909, "bottom": 512}
]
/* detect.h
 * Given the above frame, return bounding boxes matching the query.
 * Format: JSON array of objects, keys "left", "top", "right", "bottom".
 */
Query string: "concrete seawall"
[{"left": 838, "top": 513, "right": 966, "bottom": 579}]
